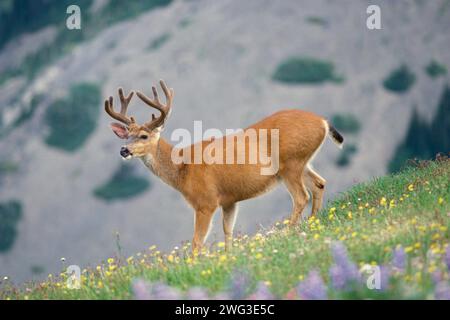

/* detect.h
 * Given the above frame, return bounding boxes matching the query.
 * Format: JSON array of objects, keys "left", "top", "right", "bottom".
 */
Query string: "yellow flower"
[
  {"left": 389, "top": 199, "right": 396, "bottom": 208},
  {"left": 408, "top": 184, "right": 414, "bottom": 191},
  {"left": 298, "top": 274, "right": 304, "bottom": 281},
  {"left": 313, "top": 234, "right": 320, "bottom": 240},
  {"left": 200, "top": 269, "right": 212, "bottom": 276},
  {"left": 108, "top": 264, "right": 116, "bottom": 272},
  {"left": 97, "top": 281, "right": 103, "bottom": 288},
  {"left": 167, "top": 255, "right": 174, "bottom": 263},
  {"left": 283, "top": 219, "right": 290, "bottom": 225},
  {"left": 329, "top": 207, "right": 336, "bottom": 214},
  {"left": 351, "top": 232, "right": 358, "bottom": 238},
  {"left": 372, "top": 219, "right": 378, "bottom": 224},
  {"left": 380, "top": 197, "right": 387, "bottom": 206},
  {"left": 217, "top": 242, "right": 225, "bottom": 248},
  {"left": 328, "top": 214, "right": 335, "bottom": 220},
  {"left": 405, "top": 246, "right": 413, "bottom": 253},
  {"left": 347, "top": 211, "right": 353, "bottom": 219},
  {"left": 219, "top": 255, "right": 227, "bottom": 262},
  {"left": 186, "top": 257, "right": 193, "bottom": 265},
  {"left": 107, "top": 258, "right": 114, "bottom": 265},
  {"left": 438, "top": 197, "right": 444, "bottom": 205},
  {"left": 149, "top": 245, "right": 157, "bottom": 251},
  {"left": 255, "top": 253, "right": 263, "bottom": 260},
  {"left": 414, "top": 242, "right": 421, "bottom": 249},
  {"left": 126, "top": 256, "right": 134, "bottom": 264}
]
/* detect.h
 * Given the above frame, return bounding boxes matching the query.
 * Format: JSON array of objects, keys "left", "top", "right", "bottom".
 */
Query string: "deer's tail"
[{"left": 326, "top": 121, "right": 344, "bottom": 149}]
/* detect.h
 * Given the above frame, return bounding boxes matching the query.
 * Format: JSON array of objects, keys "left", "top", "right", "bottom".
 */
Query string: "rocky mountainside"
[{"left": 0, "top": 0, "right": 449, "bottom": 283}]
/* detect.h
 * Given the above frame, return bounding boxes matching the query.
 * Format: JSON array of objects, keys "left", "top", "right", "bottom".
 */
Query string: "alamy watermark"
[{"left": 170, "top": 122, "right": 280, "bottom": 176}]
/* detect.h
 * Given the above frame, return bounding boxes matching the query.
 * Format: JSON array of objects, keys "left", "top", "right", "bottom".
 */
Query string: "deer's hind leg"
[
  {"left": 303, "top": 164, "right": 326, "bottom": 217},
  {"left": 281, "top": 161, "right": 310, "bottom": 226}
]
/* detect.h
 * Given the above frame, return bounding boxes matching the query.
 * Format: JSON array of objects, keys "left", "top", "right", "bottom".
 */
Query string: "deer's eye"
[{"left": 140, "top": 134, "right": 148, "bottom": 140}]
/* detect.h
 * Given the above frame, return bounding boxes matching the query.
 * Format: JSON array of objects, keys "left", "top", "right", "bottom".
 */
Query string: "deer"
[{"left": 104, "top": 80, "right": 344, "bottom": 253}]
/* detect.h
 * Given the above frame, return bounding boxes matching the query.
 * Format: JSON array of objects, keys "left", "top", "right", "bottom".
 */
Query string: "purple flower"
[
  {"left": 329, "top": 242, "right": 360, "bottom": 291},
  {"left": 431, "top": 271, "right": 443, "bottom": 285},
  {"left": 229, "top": 270, "right": 251, "bottom": 299},
  {"left": 247, "top": 282, "right": 275, "bottom": 300},
  {"left": 132, "top": 279, "right": 152, "bottom": 300},
  {"left": 445, "top": 246, "right": 450, "bottom": 271},
  {"left": 296, "top": 270, "right": 327, "bottom": 300},
  {"left": 379, "top": 265, "right": 391, "bottom": 291},
  {"left": 186, "top": 287, "right": 209, "bottom": 300},
  {"left": 391, "top": 246, "right": 406, "bottom": 271},
  {"left": 151, "top": 282, "right": 181, "bottom": 300},
  {"left": 434, "top": 282, "right": 450, "bottom": 300}
]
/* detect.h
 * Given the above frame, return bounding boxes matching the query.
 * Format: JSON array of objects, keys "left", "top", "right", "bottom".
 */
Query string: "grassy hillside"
[{"left": 1, "top": 157, "right": 449, "bottom": 300}]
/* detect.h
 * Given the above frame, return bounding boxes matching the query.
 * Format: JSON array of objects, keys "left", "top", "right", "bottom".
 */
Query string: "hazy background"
[{"left": 0, "top": 0, "right": 449, "bottom": 283}]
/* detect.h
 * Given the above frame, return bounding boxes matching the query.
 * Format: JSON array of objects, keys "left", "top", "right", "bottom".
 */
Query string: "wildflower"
[
  {"left": 186, "top": 287, "right": 209, "bottom": 300},
  {"left": 392, "top": 246, "right": 406, "bottom": 271},
  {"left": 97, "top": 281, "right": 104, "bottom": 289},
  {"left": 149, "top": 245, "right": 156, "bottom": 250},
  {"left": 313, "top": 234, "right": 320, "bottom": 240},
  {"left": 219, "top": 255, "right": 227, "bottom": 262},
  {"left": 347, "top": 211, "right": 353, "bottom": 219},
  {"left": 407, "top": 184, "right": 414, "bottom": 191},
  {"left": 445, "top": 246, "right": 450, "bottom": 271},
  {"left": 248, "top": 282, "right": 274, "bottom": 300},
  {"left": 127, "top": 256, "right": 134, "bottom": 264},
  {"left": 329, "top": 207, "right": 336, "bottom": 214},
  {"left": 152, "top": 282, "right": 182, "bottom": 300},
  {"left": 389, "top": 199, "right": 396, "bottom": 208},
  {"left": 229, "top": 270, "right": 251, "bottom": 299},
  {"left": 438, "top": 197, "right": 444, "bottom": 205},
  {"left": 434, "top": 282, "right": 450, "bottom": 300},
  {"left": 328, "top": 214, "right": 334, "bottom": 220},
  {"left": 217, "top": 242, "right": 225, "bottom": 248},
  {"left": 60, "top": 257, "right": 66, "bottom": 263},
  {"left": 405, "top": 246, "right": 413, "bottom": 253},
  {"left": 369, "top": 208, "right": 375, "bottom": 215},
  {"left": 329, "top": 242, "right": 360, "bottom": 291},
  {"left": 283, "top": 219, "right": 290, "bottom": 225},
  {"left": 255, "top": 253, "right": 263, "bottom": 260},
  {"left": 380, "top": 197, "right": 387, "bottom": 206},
  {"left": 107, "top": 258, "right": 114, "bottom": 265},
  {"left": 296, "top": 270, "right": 327, "bottom": 300},
  {"left": 132, "top": 279, "right": 152, "bottom": 300}
]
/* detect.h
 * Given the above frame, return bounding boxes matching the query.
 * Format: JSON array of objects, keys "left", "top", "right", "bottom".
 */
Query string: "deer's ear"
[{"left": 110, "top": 122, "right": 128, "bottom": 139}]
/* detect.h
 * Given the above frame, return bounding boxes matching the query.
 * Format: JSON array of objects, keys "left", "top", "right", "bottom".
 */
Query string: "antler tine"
[
  {"left": 104, "top": 88, "right": 135, "bottom": 126},
  {"left": 136, "top": 79, "right": 174, "bottom": 131}
]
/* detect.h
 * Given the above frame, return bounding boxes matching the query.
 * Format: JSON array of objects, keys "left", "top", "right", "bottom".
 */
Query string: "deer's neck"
[{"left": 141, "top": 138, "right": 184, "bottom": 190}]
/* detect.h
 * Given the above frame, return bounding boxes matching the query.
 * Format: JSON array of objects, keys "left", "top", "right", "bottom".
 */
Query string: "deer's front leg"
[
  {"left": 222, "top": 203, "right": 238, "bottom": 251},
  {"left": 192, "top": 209, "right": 215, "bottom": 254}
]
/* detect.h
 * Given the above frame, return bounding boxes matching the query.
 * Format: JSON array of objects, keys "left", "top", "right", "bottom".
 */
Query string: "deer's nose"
[{"left": 120, "top": 147, "right": 131, "bottom": 158}]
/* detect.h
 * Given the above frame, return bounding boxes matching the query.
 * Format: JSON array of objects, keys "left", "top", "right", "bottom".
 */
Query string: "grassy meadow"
[{"left": 1, "top": 157, "right": 449, "bottom": 300}]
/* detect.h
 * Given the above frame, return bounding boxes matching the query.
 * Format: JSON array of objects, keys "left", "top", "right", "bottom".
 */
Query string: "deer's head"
[{"left": 105, "top": 80, "right": 174, "bottom": 159}]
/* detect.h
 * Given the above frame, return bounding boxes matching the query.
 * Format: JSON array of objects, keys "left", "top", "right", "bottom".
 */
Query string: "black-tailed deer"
[{"left": 105, "top": 80, "right": 344, "bottom": 252}]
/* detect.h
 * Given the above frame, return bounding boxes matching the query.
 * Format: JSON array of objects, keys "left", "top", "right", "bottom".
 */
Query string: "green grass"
[{"left": 1, "top": 158, "right": 449, "bottom": 299}]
